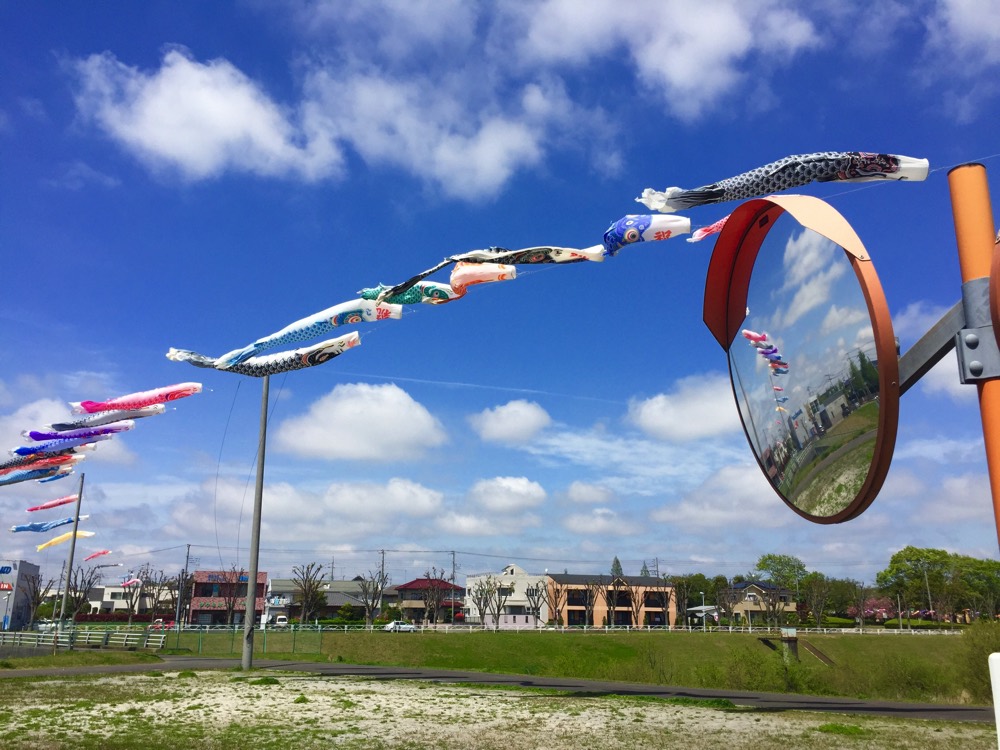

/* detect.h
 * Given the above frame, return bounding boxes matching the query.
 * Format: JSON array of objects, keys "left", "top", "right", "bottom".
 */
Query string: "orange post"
[{"left": 948, "top": 164, "right": 1000, "bottom": 551}]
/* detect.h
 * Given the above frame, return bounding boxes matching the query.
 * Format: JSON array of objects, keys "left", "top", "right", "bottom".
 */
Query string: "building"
[
  {"left": 0, "top": 559, "right": 40, "bottom": 631},
  {"left": 188, "top": 570, "right": 267, "bottom": 625},
  {"left": 465, "top": 564, "right": 549, "bottom": 629},
  {"left": 396, "top": 577, "right": 465, "bottom": 624},
  {"left": 266, "top": 577, "right": 398, "bottom": 624},
  {"left": 548, "top": 573, "right": 675, "bottom": 628},
  {"left": 724, "top": 581, "right": 797, "bottom": 625}
]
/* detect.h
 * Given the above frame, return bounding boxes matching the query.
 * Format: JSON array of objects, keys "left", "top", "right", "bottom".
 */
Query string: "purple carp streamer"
[
  {"left": 47, "top": 404, "right": 166, "bottom": 432},
  {"left": 12, "top": 433, "right": 112, "bottom": 457},
  {"left": 167, "top": 331, "right": 361, "bottom": 377},
  {"left": 636, "top": 152, "right": 929, "bottom": 213},
  {"left": 212, "top": 299, "right": 400, "bottom": 368},
  {"left": 24, "top": 420, "right": 135, "bottom": 442}
]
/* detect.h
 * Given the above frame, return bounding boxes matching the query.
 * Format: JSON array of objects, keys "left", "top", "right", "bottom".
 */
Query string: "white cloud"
[
  {"left": 304, "top": 70, "right": 544, "bottom": 200},
  {"left": 652, "top": 464, "right": 791, "bottom": 531},
  {"left": 504, "top": 1, "right": 818, "bottom": 121},
  {"left": 925, "top": 0, "right": 1000, "bottom": 70},
  {"left": 892, "top": 300, "right": 954, "bottom": 348},
  {"left": 322, "top": 478, "right": 443, "bottom": 519},
  {"left": 273, "top": 383, "right": 446, "bottom": 461},
  {"left": 819, "top": 305, "right": 869, "bottom": 336},
  {"left": 468, "top": 399, "right": 551, "bottom": 443},
  {"left": 912, "top": 472, "right": 994, "bottom": 523},
  {"left": 917, "top": 351, "right": 977, "bottom": 403},
  {"left": 72, "top": 48, "right": 342, "bottom": 181},
  {"left": 563, "top": 507, "right": 639, "bottom": 536},
  {"left": 437, "top": 510, "right": 542, "bottom": 536},
  {"left": 565, "top": 481, "right": 615, "bottom": 504},
  {"left": 44, "top": 161, "right": 121, "bottom": 191},
  {"left": 468, "top": 476, "right": 546, "bottom": 512},
  {"left": 627, "top": 374, "right": 743, "bottom": 441}
]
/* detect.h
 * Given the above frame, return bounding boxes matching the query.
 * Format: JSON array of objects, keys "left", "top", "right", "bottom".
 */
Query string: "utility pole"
[
  {"left": 174, "top": 544, "right": 190, "bottom": 635},
  {"left": 242, "top": 375, "right": 268, "bottom": 671},
  {"left": 56, "top": 474, "right": 85, "bottom": 631}
]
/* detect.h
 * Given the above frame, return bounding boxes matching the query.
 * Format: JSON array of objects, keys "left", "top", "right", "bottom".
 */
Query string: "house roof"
[
  {"left": 395, "top": 578, "right": 464, "bottom": 592},
  {"left": 193, "top": 570, "right": 267, "bottom": 584},
  {"left": 548, "top": 574, "right": 669, "bottom": 587}
]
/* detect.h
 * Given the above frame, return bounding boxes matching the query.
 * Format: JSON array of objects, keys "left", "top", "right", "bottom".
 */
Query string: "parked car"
[
  {"left": 273, "top": 615, "right": 289, "bottom": 627},
  {"left": 149, "top": 618, "right": 176, "bottom": 630},
  {"left": 382, "top": 620, "right": 416, "bottom": 632}
]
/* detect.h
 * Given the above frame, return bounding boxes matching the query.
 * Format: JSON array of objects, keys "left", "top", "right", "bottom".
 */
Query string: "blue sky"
[{"left": 2, "top": 1, "right": 999, "bottom": 588}]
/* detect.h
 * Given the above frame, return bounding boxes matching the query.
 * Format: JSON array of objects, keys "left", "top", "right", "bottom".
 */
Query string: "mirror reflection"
[{"left": 729, "top": 213, "right": 881, "bottom": 519}]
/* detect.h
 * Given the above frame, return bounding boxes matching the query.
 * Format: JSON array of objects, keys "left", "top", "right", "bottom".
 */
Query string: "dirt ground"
[{"left": 2, "top": 669, "right": 997, "bottom": 749}]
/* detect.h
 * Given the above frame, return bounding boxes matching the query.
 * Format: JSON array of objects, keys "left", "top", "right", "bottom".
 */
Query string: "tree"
[
  {"left": 583, "top": 578, "right": 603, "bottom": 627},
  {"left": 800, "top": 572, "right": 831, "bottom": 627},
  {"left": 648, "top": 579, "right": 672, "bottom": 628},
  {"left": 715, "top": 578, "right": 744, "bottom": 629},
  {"left": 18, "top": 573, "right": 54, "bottom": 627},
  {"left": 670, "top": 576, "right": 693, "bottom": 628},
  {"left": 543, "top": 579, "right": 566, "bottom": 626},
  {"left": 122, "top": 563, "right": 153, "bottom": 626},
  {"left": 524, "top": 582, "right": 544, "bottom": 625},
  {"left": 357, "top": 568, "right": 389, "bottom": 628},
  {"left": 292, "top": 562, "right": 326, "bottom": 624},
  {"left": 605, "top": 576, "right": 627, "bottom": 627},
  {"left": 486, "top": 576, "right": 513, "bottom": 632},
  {"left": 610, "top": 557, "right": 624, "bottom": 577},
  {"left": 421, "top": 567, "right": 450, "bottom": 624},
  {"left": 64, "top": 565, "right": 103, "bottom": 621},
  {"left": 625, "top": 578, "right": 645, "bottom": 627},
  {"left": 143, "top": 568, "right": 174, "bottom": 616},
  {"left": 470, "top": 576, "right": 496, "bottom": 630},
  {"left": 640, "top": 561, "right": 650, "bottom": 577},
  {"left": 755, "top": 553, "right": 806, "bottom": 597},
  {"left": 220, "top": 564, "right": 248, "bottom": 625}
]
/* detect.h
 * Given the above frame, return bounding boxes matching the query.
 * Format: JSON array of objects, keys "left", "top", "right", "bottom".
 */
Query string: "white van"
[{"left": 274, "top": 615, "right": 288, "bottom": 627}]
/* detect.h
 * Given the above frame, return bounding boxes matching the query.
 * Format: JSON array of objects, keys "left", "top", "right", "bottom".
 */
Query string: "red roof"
[{"left": 395, "top": 578, "right": 464, "bottom": 592}]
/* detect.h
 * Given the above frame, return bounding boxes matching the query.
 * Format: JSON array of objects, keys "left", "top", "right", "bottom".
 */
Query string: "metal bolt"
[
  {"left": 969, "top": 361, "right": 984, "bottom": 377},
  {"left": 964, "top": 333, "right": 980, "bottom": 349}
]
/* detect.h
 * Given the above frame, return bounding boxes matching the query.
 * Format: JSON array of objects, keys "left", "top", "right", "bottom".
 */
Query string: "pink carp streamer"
[
  {"left": 70, "top": 383, "right": 202, "bottom": 414},
  {"left": 687, "top": 214, "right": 730, "bottom": 243},
  {"left": 84, "top": 549, "right": 112, "bottom": 562},
  {"left": 26, "top": 494, "right": 79, "bottom": 512}
]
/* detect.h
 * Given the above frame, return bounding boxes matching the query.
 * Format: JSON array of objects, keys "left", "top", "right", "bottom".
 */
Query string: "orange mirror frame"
[{"left": 703, "top": 195, "right": 900, "bottom": 523}]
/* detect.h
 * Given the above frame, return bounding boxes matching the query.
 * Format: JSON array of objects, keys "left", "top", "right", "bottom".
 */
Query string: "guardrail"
[{"left": 0, "top": 630, "right": 167, "bottom": 650}]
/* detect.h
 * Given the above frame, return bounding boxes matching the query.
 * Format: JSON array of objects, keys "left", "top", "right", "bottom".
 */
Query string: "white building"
[{"left": 464, "top": 564, "right": 549, "bottom": 629}]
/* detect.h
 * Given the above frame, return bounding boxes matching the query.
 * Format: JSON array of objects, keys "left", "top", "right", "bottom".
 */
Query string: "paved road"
[{"left": 1, "top": 655, "right": 995, "bottom": 724}]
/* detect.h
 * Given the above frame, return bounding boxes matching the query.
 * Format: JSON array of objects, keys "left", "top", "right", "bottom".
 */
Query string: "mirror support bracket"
[
  {"left": 897, "top": 300, "right": 964, "bottom": 396},
  {"left": 956, "top": 277, "right": 1000, "bottom": 384}
]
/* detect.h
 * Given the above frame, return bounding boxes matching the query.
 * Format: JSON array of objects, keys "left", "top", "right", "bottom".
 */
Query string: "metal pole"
[
  {"left": 175, "top": 544, "right": 190, "bottom": 648},
  {"left": 948, "top": 164, "right": 1000, "bottom": 551},
  {"left": 242, "top": 375, "right": 269, "bottom": 670},
  {"left": 56, "top": 473, "right": 85, "bottom": 630}
]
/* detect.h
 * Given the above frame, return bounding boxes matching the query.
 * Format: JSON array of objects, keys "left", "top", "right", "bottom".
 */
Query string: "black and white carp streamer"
[{"left": 636, "top": 151, "right": 929, "bottom": 213}]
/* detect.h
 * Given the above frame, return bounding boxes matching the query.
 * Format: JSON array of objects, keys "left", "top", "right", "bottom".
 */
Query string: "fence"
[{"left": 0, "top": 629, "right": 167, "bottom": 651}]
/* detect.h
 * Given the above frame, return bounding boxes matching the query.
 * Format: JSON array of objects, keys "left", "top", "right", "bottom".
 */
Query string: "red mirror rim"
[{"left": 703, "top": 195, "right": 900, "bottom": 524}]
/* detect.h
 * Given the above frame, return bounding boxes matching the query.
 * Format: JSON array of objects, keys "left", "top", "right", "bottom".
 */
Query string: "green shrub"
[{"left": 959, "top": 620, "right": 1000, "bottom": 704}]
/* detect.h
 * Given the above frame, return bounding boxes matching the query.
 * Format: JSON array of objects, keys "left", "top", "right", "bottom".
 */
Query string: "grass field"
[{"left": 140, "top": 625, "right": 1000, "bottom": 705}]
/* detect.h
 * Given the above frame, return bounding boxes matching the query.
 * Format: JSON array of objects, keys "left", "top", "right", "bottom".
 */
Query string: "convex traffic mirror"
[{"left": 704, "top": 195, "right": 900, "bottom": 523}]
